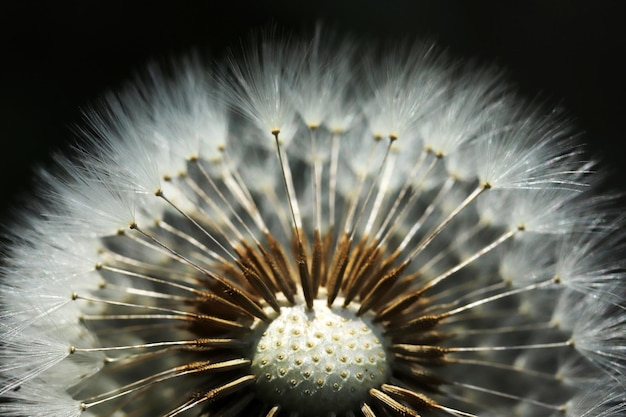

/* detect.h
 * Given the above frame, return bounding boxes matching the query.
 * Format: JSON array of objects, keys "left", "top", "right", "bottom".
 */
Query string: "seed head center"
[{"left": 250, "top": 299, "right": 389, "bottom": 417}]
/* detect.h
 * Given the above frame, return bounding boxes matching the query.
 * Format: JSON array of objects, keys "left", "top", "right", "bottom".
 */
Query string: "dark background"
[{"left": 1, "top": 0, "right": 625, "bottom": 222}]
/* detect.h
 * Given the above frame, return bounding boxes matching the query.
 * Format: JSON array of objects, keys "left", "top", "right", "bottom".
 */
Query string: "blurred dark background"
[{"left": 1, "top": 0, "right": 625, "bottom": 222}]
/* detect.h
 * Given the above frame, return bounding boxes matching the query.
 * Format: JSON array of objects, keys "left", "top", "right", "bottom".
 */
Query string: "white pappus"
[{"left": 1, "top": 26, "right": 625, "bottom": 417}]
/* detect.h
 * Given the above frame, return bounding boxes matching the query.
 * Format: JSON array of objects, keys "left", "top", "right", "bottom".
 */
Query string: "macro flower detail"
[{"left": 1, "top": 28, "right": 625, "bottom": 417}]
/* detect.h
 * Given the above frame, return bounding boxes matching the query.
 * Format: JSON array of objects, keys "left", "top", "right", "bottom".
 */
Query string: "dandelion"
[{"left": 1, "top": 27, "right": 625, "bottom": 417}]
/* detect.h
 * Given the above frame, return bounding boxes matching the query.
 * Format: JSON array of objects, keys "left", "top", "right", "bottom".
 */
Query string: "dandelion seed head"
[{"left": 2, "top": 25, "right": 625, "bottom": 417}]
